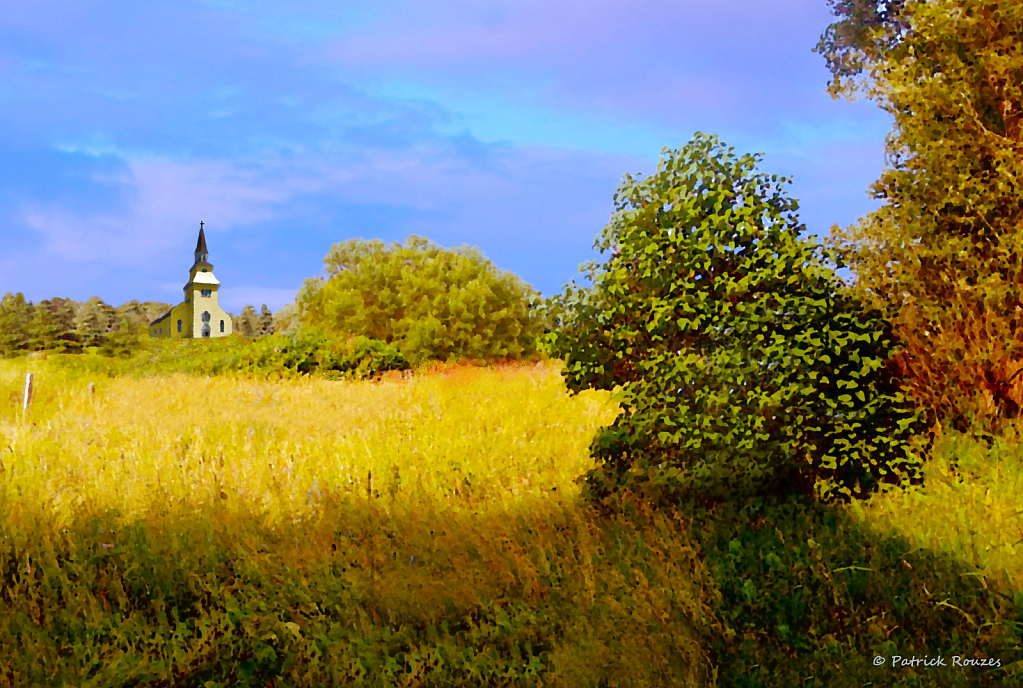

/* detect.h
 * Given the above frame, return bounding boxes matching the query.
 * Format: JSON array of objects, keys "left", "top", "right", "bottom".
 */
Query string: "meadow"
[{"left": 1, "top": 345, "right": 1022, "bottom": 686}]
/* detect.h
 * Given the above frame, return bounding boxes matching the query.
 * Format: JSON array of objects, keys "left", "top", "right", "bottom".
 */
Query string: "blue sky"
[{"left": 0, "top": 0, "right": 891, "bottom": 314}]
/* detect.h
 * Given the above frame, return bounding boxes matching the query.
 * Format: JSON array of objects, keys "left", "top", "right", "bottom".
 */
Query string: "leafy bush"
[
  {"left": 312, "top": 333, "right": 409, "bottom": 380},
  {"left": 291, "top": 235, "right": 542, "bottom": 365},
  {"left": 236, "top": 326, "right": 408, "bottom": 380},
  {"left": 541, "top": 133, "right": 932, "bottom": 512}
]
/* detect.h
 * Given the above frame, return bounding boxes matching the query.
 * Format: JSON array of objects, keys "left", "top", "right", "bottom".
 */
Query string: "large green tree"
[
  {"left": 541, "top": 134, "right": 928, "bottom": 512},
  {"left": 817, "top": 0, "right": 1023, "bottom": 437},
  {"left": 0, "top": 293, "right": 36, "bottom": 357},
  {"left": 292, "top": 235, "right": 541, "bottom": 364},
  {"left": 28, "top": 297, "right": 80, "bottom": 353}
]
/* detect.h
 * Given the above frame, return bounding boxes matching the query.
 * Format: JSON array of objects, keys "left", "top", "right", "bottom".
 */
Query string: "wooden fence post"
[
  {"left": 89, "top": 382, "right": 96, "bottom": 401},
  {"left": 22, "top": 373, "right": 34, "bottom": 416}
]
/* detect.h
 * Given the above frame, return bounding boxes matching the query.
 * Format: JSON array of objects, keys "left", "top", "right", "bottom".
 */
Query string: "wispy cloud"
[{"left": 0, "top": 0, "right": 890, "bottom": 310}]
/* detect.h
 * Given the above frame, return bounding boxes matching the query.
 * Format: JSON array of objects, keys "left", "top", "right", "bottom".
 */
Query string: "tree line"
[{"left": 0, "top": 294, "right": 275, "bottom": 357}]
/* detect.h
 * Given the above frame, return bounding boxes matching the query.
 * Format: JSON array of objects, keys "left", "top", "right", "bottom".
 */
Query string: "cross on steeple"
[{"left": 194, "top": 222, "right": 209, "bottom": 265}]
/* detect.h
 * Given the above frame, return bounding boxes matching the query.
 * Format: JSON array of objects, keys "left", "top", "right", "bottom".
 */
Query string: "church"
[{"left": 148, "top": 223, "right": 233, "bottom": 338}]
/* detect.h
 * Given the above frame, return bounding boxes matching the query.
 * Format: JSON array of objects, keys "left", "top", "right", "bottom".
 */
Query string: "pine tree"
[
  {"left": 27, "top": 298, "right": 78, "bottom": 352},
  {"left": 258, "top": 304, "right": 274, "bottom": 337},
  {"left": 105, "top": 310, "right": 140, "bottom": 356},
  {"left": 115, "top": 300, "right": 149, "bottom": 336},
  {"left": 0, "top": 293, "right": 36, "bottom": 357},
  {"left": 238, "top": 305, "right": 258, "bottom": 338},
  {"left": 75, "top": 297, "right": 116, "bottom": 350}
]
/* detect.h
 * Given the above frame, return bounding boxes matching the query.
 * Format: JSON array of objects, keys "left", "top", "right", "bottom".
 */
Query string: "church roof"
[
  {"left": 193, "top": 260, "right": 214, "bottom": 269},
  {"left": 191, "top": 272, "right": 220, "bottom": 286},
  {"left": 195, "top": 226, "right": 209, "bottom": 254}
]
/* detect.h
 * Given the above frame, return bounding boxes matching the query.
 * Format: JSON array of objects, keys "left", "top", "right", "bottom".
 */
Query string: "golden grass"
[
  {"left": 0, "top": 357, "right": 720, "bottom": 687},
  {"left": 2, "top": 360, "right": 617, "bottom": 530},
  {"left": 847, "top": 421, "right": 1023, "bottom": 600},
  {"left": 2, "top": 353, "right": 1022, "bottom": 685}
]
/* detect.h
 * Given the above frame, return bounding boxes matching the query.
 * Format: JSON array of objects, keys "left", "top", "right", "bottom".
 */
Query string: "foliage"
[
  {"left": 74, "top": 296, "right": 139, "bottom": 357},
  {"left": 684, "top": 494, "right": 1023, "bottom": 688},
  {"left": 29, "top": 297, "right": 81, "bottom": 353},
  {"left": 231, "top": 304, "right": 274, "bottom": 339},
  {"left": 258, "top": 304, "right": 274, "bottom": 337},
  {"left": 116, "top": 299, "right": 172, "bottom": 336},
  {"left": 0, "top": 293, "right": 174, "bottom": 361},
  {"left": 814, "top": 0, "right": 913, "bottom": 97},
  {"left": 818, "top": 0, "right": 1023, "bottom": 440},
  {"left": 236, "top": 326, "right": 408, "bottom": 380},
  {"left": 1, "top": 359, "right": 1021, "bottom": 686},
  {"left": 291, "top": 235, "right": 542, "bottom": 365},
  {"left": 270, "top": 302, "right": 299, "bottom": 335},
  {"left": 0, "top": 293, "right": 36, "bottom": 356},
  {"left": 235, "top": 305, "right": 258, "bottom": 337},
  {"left": 539, "top": 133, "right": 931, "bottom": 512}
]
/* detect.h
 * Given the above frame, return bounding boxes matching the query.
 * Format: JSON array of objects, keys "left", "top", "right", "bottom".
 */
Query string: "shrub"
[
  {"left": 291, "top": 235, "right": 542, "bottom": 365},
  {"left": 237, "top": 326, "right": 407, "bottom": 380},
  {"left": 541, "top": 133, "right": 932, "bottom": 512}
]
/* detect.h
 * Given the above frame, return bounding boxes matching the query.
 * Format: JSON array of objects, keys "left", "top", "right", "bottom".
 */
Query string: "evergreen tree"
[
  {"left": 28, "top": 297, "right": 80, "bottom": 353},
  {"left": 75, "top": 297, "right": 116, "bottom": 350},
  {"left": 116, "top": 300, "right": 150, "bottom": 336},
  {"left": 258, "top": 304, "right": 274, "bottom": 337},
  {"left": 139, "top": 301, "right": 172, "bottom": 334},
  {"left": 238, "top": 305, "right": 259, "bottom": 338},
  {"left": 0, "top": 293, "right": 35, "bottom": 357},
  {"left": 105, "top": 309, "right": 140, "bottom": 356}
]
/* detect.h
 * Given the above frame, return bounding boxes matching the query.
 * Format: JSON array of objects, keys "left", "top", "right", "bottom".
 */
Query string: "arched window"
[
  {"left": 220, "top": 320, "right": 225, "bottom": 333},
  {"left": 177, "top": 319, "right": 182, "bottom": 333}
]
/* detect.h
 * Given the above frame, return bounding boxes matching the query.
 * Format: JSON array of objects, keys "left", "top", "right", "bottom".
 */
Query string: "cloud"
[{"left": 0, "top": 0, "right": 892, "bottom": 310}]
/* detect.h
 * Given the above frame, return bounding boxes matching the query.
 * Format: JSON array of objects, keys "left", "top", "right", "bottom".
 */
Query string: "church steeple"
[{"left": 194, "top": 221, "right": 209, "bottom": 265}]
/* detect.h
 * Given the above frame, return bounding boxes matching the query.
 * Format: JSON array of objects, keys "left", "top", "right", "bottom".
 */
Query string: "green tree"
[
  {"left": 74, "top": 297, "right": 116, "bottom": 350},
  {"left": 106, "top": 310, "right": 140, "bottom": 356},
  {"left": 0, "top": 293, "right": 35, "bottom": 357},
  {"left": 237, "top": 305, "right": 259, "bottom": 338},
  {"left": 292, "top": 235, "right": 541, "bottom": 364},
  {"left": 27, "top": 297, "right": 80, "bottom": 353},
  {"left": 541, "top": 133, "right": 928, "bottom": 513},
  {"left": 258, "top": 304, "right": 274, "bottom": 337},
  {"left": 116, "top": 299, "right": 168, "bottom": 337},
  {"left": 817, "top": 0, "right": 1023, "bottom": 438}
]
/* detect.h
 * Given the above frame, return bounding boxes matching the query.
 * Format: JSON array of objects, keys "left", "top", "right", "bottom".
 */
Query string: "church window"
[
  {"left": 202, "top": 311, "right": 211, "bottom": 323},
  {"left": 177, "top": 320, "right": 182, "bottom": 333},
  {"left": 220, "top": 320, "right": 225, "bottom": 333},
  {"left": 201, "top": 289, "right": 212, "bottom": 297}
]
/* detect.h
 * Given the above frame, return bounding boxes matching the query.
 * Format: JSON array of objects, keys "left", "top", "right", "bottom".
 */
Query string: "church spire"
[{"left": 194, "top": 221, "right": 209, "bottom": 265}]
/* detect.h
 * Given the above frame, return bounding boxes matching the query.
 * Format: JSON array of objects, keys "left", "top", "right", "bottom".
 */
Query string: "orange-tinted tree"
[{"left": 817, "top": 0, "right": 1023, "bottom": 438}]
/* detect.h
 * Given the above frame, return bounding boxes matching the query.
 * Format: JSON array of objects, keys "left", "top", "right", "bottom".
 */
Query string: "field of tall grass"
[{"left": 1, "top": 348, "right": 1022, "bottom": 686}]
